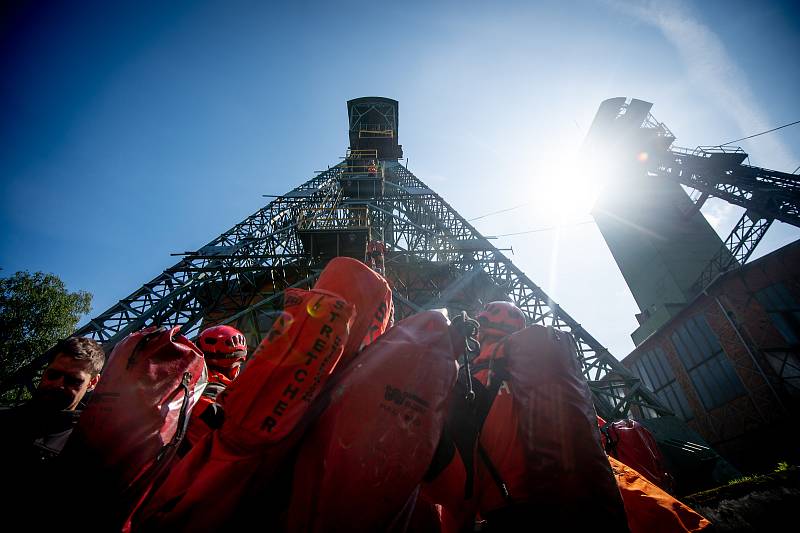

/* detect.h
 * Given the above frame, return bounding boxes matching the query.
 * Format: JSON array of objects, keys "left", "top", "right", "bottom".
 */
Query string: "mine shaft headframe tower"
[
  {"left": 586, "top": 97, "right": 800, "bottom": 346},
  {"left": 1, "top": 96, "right": 669, "bottom": 425}
]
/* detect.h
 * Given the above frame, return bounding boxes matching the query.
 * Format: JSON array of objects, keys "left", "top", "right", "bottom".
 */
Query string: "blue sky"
[{"left": 1, "top": 0, "right": 798, "bottom": 359}]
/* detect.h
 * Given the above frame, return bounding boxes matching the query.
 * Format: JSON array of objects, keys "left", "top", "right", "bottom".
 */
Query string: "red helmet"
[
  {"left": 476, "top": 301, "right": 526, "bottom": 339},
  {"left": 198, "top": 325, "right": 248, "bottom": 368}
]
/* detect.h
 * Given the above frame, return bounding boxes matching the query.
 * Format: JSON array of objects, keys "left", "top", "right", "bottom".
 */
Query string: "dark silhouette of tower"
[{"left": 585, "top": 97, "right": 799, "bottom": 345}]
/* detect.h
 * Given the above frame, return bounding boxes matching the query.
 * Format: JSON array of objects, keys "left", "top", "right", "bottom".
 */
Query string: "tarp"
[{"left": 610, "top": 456, "right": 710, "bottom": 532}]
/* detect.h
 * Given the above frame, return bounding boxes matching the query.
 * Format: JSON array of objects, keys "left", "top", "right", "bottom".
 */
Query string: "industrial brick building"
[{"left": 622, "top": 240, "right": 800, "bottom": 472}]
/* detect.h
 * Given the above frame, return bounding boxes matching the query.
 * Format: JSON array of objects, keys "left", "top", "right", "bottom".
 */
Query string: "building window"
[
  {"left": 671, "top": 314, "right": 746, "bottom": 411},
  {"left": 756, "top": 283, "right": 800, "bottom": 345},
  {"left": 630, "top": 346, "right": 693, "bottom": 421}
]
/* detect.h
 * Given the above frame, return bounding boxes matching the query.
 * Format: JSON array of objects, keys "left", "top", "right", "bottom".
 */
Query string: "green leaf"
[{"left": 0, "top": 271, "right": 93, "bottom": 384}]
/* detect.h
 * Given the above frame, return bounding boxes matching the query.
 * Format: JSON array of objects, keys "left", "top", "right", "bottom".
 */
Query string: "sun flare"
[{"left": 527, "top": 149, "right": 606, "bottom": 224}]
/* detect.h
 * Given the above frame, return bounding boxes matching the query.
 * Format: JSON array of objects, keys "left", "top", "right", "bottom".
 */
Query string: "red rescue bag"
[
  {"left": 600, "top": 417, "right": 674, "bottom": 492},
  {"left": 314, "top": 256, "right": 392, "bottom": 361},
  {"left": 285, "top": 310, "right": 459, "bottom": 532},
  {"left": 478, "top": 325, "right": 629, "bottom": 531},
  {"left": 135, "top": 288, "right": 355, "bottom": 531},
  {"left": 609, "top": 456, "right": 710, "bottom": 532},
  {"left": 62, "top": 325, "right": 207, "bottom": 530}
]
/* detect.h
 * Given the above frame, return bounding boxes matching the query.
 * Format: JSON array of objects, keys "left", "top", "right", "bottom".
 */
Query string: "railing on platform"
[
  {"left": 341, "top": 163, "right": 382, "bottom": 177},
  {"left": 671, "top": 145, "right": 748, "bottom": 158},
  {"left": 358, "top": 124, "right": 394, "bottom": 138},
  {"left": 297, "top": 206, "right": 370, "bottom": 231},
  {"left": 346, "top": 148, "right": 378, "bottom": 160}
]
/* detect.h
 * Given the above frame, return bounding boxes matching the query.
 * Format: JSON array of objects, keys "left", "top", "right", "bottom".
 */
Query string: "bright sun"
[{"left": 527, "top": 148, "right": 604, "bottom": 224}]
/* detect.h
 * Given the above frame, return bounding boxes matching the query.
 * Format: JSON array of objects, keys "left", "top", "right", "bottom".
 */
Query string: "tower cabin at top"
[
  {"left": 340, "top": 97, "right": 403, "bottom": 200},
  {"left": 347, "top": 97, "right": 403, "bottom": 161}
]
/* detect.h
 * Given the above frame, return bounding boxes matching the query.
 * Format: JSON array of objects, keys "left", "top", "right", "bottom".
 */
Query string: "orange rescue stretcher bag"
[
  {"left": 482, "top": 325, "right": 630, "bottom": 531},
  {"left": 314, "top": 256, "right": 392, "bottom": 362},
  {"left": 62, "top": 325, "right": 207, "bottom": 530},
  {"left": 609, "top": 456, "right": 710, "bottom": 532},
  {"left": 285, "top": 310, "right": 460, "bottom": 532},
  {"left": 134, "top": 288, "right": 355, "bottom": 531}
]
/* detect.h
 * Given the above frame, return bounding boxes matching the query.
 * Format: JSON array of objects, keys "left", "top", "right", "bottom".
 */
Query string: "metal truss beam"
[
  {"left": 658, "top": 147, "right": 800, "bottom": 227},
  {"left": 71, "top": 167, "right": 344, "bottom": 346},
  {"left": 693, "top": 212, "right": 774, "bottom": 292}
]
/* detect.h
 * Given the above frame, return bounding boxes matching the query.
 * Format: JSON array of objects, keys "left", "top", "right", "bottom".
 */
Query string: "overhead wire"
[
  {"left": 468, "top": 203, "right": 528, "bottom": 222},
  {"left": 719, "top": 119, "right": 800, "bottom": 146},
  {"left": 491, "top": 220, "right": 595, "bottom": 238},
  {"left": 467, "top": 199, "right": 596, "bottom": 237}
]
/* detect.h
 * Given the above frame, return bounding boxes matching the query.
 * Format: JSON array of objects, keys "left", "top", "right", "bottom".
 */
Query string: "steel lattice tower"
[
  {"left": 5, "top": 96, "right": 798, "bottom": 432},
  {"left": 1, "top": 97, "right": 667, "bottom": 421}
]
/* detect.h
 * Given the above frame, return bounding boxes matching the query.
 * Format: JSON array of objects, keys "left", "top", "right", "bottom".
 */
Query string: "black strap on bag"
[
  {"left": 425, "top": 313, "right": 481, "bottom": 489},
  {"left": 426, "top": 315, "right": 514, "bottom": 503},
  {"left": 477, "top": 444, "right": 512, "bottom": 503},
  {"left": 425, "top": 313, "right": 479, "bottom": 489},
  {"left": 473, "top": 352, "right": 515, "bottom": 504}
]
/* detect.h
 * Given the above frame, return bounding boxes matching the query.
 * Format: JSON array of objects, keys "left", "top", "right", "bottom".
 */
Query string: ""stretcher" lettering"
[{"left": 261, "top": 299, "right": 346, "bottom": 433}]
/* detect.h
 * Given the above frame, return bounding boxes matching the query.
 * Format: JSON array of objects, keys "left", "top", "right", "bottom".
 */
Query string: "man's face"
[{"left": 33, "top": 354, "right": 99, "bottom": 411}]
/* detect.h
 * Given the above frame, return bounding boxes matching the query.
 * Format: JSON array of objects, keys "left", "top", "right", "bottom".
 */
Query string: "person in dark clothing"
[
  {"left": 0, "top": 337, "right": 105, "bottom": 511},
  {"left": 33, "top": 337, "right": 103, "bottom": 407}
]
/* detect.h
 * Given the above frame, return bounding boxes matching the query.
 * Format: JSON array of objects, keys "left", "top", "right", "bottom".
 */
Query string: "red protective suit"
[
  {"left": 472, "top": 335, "right": 524, "bottom": 516},
  {"left": 184, "top": 369, "right": 232, "bottom": 450}
]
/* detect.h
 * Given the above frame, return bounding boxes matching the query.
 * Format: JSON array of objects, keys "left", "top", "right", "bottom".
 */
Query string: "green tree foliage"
[{"left": 0, "top": 271, "right": 92, "bottom": 383}]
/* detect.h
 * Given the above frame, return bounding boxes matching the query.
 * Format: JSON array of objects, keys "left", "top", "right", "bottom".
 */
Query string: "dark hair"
[{"left": 52, "top": 337, "right": 106, "bottom": 376}]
